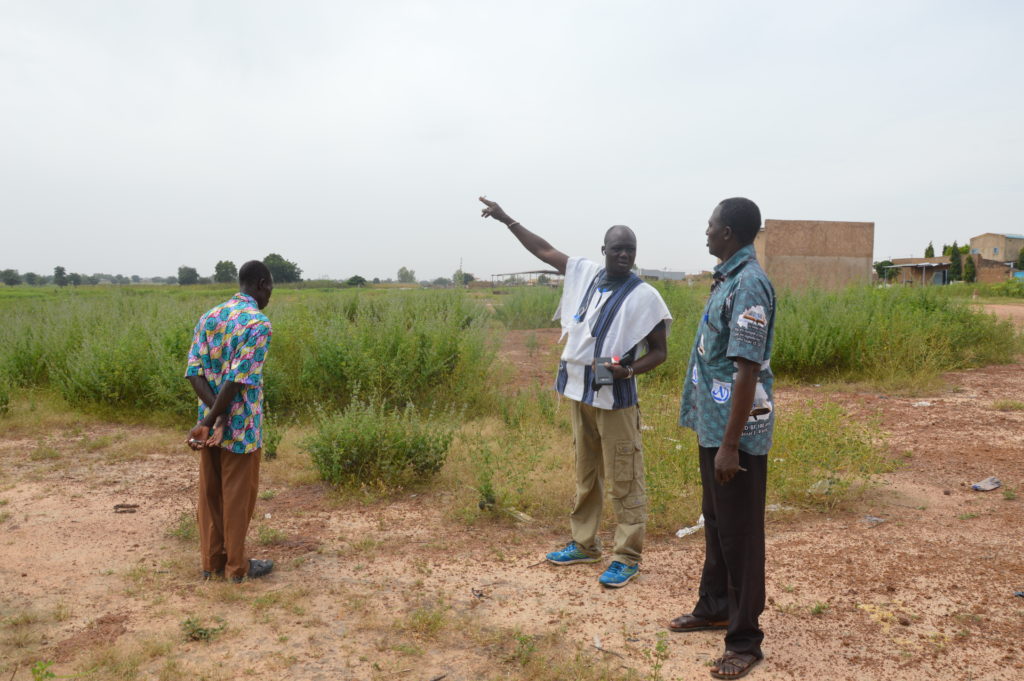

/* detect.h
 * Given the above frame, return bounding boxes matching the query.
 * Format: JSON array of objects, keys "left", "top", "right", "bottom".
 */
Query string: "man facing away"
[
  {"left": 671, "top": 198, "right": 776, "bottom": 680},
  {"left": 185, "top": 260, "right": 276, "bottom": 583},
  {"left": 480, "top": 197, "right": 671, "bottom": 588}
]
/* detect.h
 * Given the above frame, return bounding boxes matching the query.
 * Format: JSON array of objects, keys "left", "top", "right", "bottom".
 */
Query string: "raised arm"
[{"left": 479, "top": 197, "right": 568, "bottom": 275}]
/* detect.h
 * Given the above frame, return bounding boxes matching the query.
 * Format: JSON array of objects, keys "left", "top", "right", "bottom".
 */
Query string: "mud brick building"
[
  {"left": 753, "top": 219, "right": 874, "bottom": 291},
  {"left": 969, "top": 233, "right": 1024, "bottom": 264}
]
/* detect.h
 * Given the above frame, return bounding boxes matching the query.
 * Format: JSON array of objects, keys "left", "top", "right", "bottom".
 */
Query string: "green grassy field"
[{"left": 0, "top": 282, "right": 1019, "bottom": 530}]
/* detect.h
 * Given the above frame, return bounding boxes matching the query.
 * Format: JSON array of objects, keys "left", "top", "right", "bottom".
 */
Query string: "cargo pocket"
[{"left": 614, "top": 441, "right": 636, "bottom": 482}]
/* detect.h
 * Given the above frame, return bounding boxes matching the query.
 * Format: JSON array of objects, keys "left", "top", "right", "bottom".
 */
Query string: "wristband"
[
  {"left": 626, "top": 365, "right": 634, "bottom": 379},
  {"left": 507, "top": 221, "right": 521, "bottom": 229}
]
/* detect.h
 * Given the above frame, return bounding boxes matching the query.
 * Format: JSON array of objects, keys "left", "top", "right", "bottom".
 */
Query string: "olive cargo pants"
[
  {"left": 568, "top": 400, "right": 646, "bottom": 566},
  {"left": 198, "top": 446, "right": 261, "bottom": 580}
]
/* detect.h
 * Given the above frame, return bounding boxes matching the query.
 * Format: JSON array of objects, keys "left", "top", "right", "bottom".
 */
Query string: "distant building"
[
  {"left": 638, "top": 268, "right": 686, "bottom": 282},
  {"left": 967, "top": 254, "right": 1016, "bottom": 284},
  {"left": 969, "top": 233, "right": 1024, "bottom": 263},
  {"left": 888, "top": 257, "right": 951, "bottom": 285},
  {"left": 753, "top": 219, "right": 874, "bottom": 290}
]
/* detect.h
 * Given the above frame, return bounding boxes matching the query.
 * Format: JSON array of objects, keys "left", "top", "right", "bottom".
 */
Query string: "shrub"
[
  {"left": 302, "top": 402, "right": 453, "bottom": 488},
  {"left": 493, "top": 287, "right": 561, "bottom": 329},
  {"left": 0, "top": 374, "right": 9, "bottom": 416}
]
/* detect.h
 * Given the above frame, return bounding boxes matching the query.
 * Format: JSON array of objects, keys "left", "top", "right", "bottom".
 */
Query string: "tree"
[
  {"left": 948, "top": 241, "right": 962, "bottom": 281},
  {"left": 23, "top": 272, "right": 40, "bottom": 286},
  {"left": 873, "top": 260, "right": 896, "bottom": 281},
  {"left": 537, "top": 273, "right": 550, "bottom": 285},
  {"left": 963, "top": 253, "right": 976, "bottom": 283},
  {"left": 53, "top": 266, "right": 68, "bottom": 287},
  {"left": 178, "top": 266, "right": 200, "bottom": 285},
  {"left": 131, "top": 275, "right": 140, "bottom": 283},
  {"left": 432, "top": 277, "right": 452, "bottom": 287},
  {"left": 453, "top": 269, "right": 475, "bottom": 286},
  {"left": 372, "top": 277, "right": 381, "bottom": 284},
  {"left": 264, "top": 253, "right": 302, "bottom": 283},
  {"left": 214, "top": 260, "right": 238, "bottom": 283},
  {"left": 397, "top": 267, "right": 416, "bottom": 283},
  {"left": 0, "top": 269, "right": 21, "bottom": 286},
  {"left": 68, "top": 272, "right": 83, "bottom": 286},
  {"left": 346, "top": 275, "right": 367, "bottom": 287},
  {"left": 924, "top": 242, "right": 934, "bottom": 258},
  {"left": 1017, "top": 248, "right": 1024, "bottom": 271}
]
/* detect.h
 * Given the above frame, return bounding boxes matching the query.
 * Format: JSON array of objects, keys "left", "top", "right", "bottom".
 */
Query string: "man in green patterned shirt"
[{"left": 670, "top": 198, "right": 776, "bottom": 680}]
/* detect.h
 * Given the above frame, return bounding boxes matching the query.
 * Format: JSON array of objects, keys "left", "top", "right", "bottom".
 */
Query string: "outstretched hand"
[{"left": 479, "top": 196, "right": 513, "bottom": 225}]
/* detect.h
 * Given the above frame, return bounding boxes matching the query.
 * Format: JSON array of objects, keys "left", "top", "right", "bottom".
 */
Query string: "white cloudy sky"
[{"left": 1, "top": 0, "right": 1022, "bottom": 280}]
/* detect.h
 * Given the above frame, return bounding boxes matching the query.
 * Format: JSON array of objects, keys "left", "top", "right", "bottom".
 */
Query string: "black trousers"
[{"left": 691, "top": 446, "right": 767, "bottom": 657}]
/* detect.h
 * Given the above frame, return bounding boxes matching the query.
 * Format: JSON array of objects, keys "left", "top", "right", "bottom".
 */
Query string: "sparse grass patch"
[
  {"left": 258, "top": 489, "right": 277, "bottom": 500},
  {"left": 257, "top": 524, "right": 287, "bottom": 546},
  {"left": 811, "top": 602, "right": 830, "bottom": 616},
  {"left": 167, "top": 511, "right": 198, "bottom": 543},
  {"left": 252, "top": 586, "right": 309, "bottom": 616},
  {"left": 180, "top": 616, "right": 226, "bottom": 642},
  {"left": 83, "top": 433, "right": 119, "bottom": 452},
  {"left": 1003, "top": 487, "right": 1017, "bottom": 501},
  {"left": 992, "top": 399, "right": 1024, "bottom": 412},
  {"left": 29, "top": 445, "right": 61, "bottom": 461},
  {"left": 403, "top": 602, "right": 448, "bottom": 639}
]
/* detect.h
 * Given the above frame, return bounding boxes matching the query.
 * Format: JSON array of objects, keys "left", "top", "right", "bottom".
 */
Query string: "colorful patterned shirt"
[
  {"left": 678, "top": 244, "right": 777, "bottom": 455},
  {"left": 185, "top": 293, "right": 272, "bottom": 454}
]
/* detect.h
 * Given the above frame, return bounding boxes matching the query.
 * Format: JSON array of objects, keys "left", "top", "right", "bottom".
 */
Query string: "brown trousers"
[{"left": 198, "top": 446, "right": 261, "bottom": 580}]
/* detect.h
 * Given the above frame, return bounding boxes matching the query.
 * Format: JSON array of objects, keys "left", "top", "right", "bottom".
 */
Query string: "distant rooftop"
[{"left": 639, "top": 268, "right": 686, "bottom": 281}]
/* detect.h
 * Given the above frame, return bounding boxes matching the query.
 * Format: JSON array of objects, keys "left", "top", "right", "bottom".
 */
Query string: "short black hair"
[
  {"left": 239, "top": 260, "right": 272, "bottom": 287},
  {"left": 604, "top": 224, "right": 637, "bottom": 244},
  {"left": 718, "top": 198, "right": 761, "bottom": 244}
]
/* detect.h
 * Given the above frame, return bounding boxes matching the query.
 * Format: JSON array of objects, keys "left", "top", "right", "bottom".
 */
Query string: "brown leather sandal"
[{"left": 709, "top": 650, "right": 761, "bottom": 679}]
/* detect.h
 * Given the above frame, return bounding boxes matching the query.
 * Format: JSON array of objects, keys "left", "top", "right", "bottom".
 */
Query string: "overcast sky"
[{"left": 2, "top": 1, "right": 1022, "bottom": 280}]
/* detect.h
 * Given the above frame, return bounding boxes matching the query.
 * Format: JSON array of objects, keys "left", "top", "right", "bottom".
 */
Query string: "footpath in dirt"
[{"left": 2, "top": 328, "right": 1024, "bottom": 680}]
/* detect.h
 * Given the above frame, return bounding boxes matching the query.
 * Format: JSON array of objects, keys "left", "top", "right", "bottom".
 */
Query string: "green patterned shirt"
[{"left": 678, "top": 245, "right": 776, "bottom": 455}]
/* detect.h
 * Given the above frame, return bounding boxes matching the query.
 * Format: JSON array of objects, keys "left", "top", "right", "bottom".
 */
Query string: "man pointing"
[{"left": 480, "top": 197, "right": 671, "bottom": 587}]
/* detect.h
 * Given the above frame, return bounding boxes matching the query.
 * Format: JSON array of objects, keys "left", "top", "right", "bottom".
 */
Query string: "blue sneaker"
[
  {"left": 545, "top": 541, "right": 600, "bottom": 565},
  {"left": 598, "top": 561, "right": 639, "bottom": 588}
]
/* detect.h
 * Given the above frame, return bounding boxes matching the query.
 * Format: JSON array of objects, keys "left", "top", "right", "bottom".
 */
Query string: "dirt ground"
[{"left": 2, "top": 306, "right": 1023, "bottom": 680}]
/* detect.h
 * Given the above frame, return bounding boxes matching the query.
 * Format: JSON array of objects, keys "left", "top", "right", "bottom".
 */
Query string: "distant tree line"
[
  {"left": 2, "top": 255, "right": 476, "bottom": 289},
  {"left": 1, "top": 253, "right": 306, "bottom": 287}
]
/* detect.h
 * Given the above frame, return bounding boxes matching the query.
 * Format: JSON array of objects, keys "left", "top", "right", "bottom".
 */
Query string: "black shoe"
[
  {"left": 202, "top": 569, "right": 225, "bottom": 581},
  {"left": 231, "top": 558, "right": 274, "bottom": 583}
]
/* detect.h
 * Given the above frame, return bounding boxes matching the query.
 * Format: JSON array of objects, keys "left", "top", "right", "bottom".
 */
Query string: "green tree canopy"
[
  {"left": 346, "top": 275, "right": 367, "bottom": 287},
  {"left": 925, "top": 242, "right": 934, "bottom": 258},
  {"left": 23, "top": 272, "right": 41, "bottom": 286},
  {"left": 178, "top": 266, "right": 200, "bottom": 285},
  {"left": 264, "top": 253, "right": 302, "bottom": 283},
  {"left": 0, "top": 269, "right": 22, "bottom": 286},
  {"left": 68, "top": 272, "right": 83, "bottom": 286},
  {"left": 873, "top": 260, "right": 896, "bottom": 281},
  {"left": 397, "top": 266, "right": 416, "bottom": 283},
  {"left": 453, "top": 269, "right": 475, "bottom": 286},
  {"left": 1016, "top": 248, "right": 1024, "bottom": 271},
  {"left": 53, "top": 266, "right": 68, "bottom": 287},
  {"left": 948, "top": 242, "right": 962, "bottom": 281},
  {"left": 214, "top": 260, "right": 238, "bottom": 283},
  {"left": 963, "top": 253, "right": 976, "bottom": 282}
]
